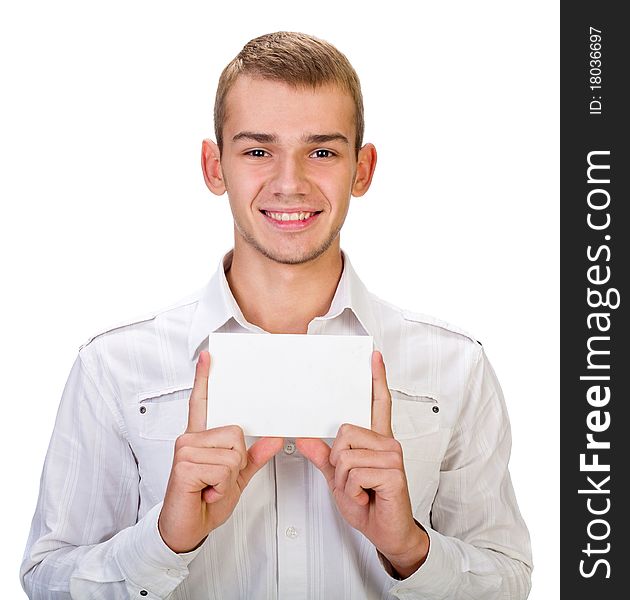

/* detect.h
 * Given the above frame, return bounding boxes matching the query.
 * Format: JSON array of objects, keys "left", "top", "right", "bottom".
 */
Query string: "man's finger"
[
  {"left": 329, "top": 424, "right": 399, "bottom": 466},
  {"left": 371, "top": 350, "right": 393, "bottom": 437},
  {"left": 296, "top": 438, "right": 335, "bottom": 490},
  {"left": 344, "top": 467, "right": 401, "bottom": 504},
  {"left": 187, "top": 351, "right": 210, "bottom": 433},
  {"left": 333, "top": 449, "right": 401, "bottom": 495},
  {"left": 177, "top": 425, "right": 248, "bottom": 470},
  {"left": 239, "top": 437, "right": 284, "bottom": 487}
]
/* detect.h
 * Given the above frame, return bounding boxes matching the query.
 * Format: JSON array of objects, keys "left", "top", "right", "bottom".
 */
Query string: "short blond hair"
[{"left": 214, "top": 32, "right": 364, "bottom": 156}]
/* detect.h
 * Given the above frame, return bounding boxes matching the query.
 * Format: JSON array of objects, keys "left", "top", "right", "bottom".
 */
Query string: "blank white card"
[{"left": 207, "top": 333, "right": 373, "bottom": 437}]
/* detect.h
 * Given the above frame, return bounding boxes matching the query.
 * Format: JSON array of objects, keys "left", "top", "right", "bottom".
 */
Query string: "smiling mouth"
[{"left": 260, "top": 210, "right": 323, "bottom": 222}]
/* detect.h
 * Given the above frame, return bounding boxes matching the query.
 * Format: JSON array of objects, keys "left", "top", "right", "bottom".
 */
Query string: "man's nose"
[{"left": 270, "top": 155, "right": 311, "bottom": 196}]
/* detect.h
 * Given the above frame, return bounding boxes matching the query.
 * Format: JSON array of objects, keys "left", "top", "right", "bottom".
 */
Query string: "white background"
[{"left": 1, "top": 1, "right": 558, "bottom": 597}]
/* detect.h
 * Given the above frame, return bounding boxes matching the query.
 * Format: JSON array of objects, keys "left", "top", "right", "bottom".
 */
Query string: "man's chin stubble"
[{"left": 236, "top": 222, "right": 343, "bottom": 266}]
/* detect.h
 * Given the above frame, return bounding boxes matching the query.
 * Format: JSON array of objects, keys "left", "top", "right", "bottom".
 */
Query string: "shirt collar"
[{"left": 188, "top": 248, "right": 380, "bottom": 359}]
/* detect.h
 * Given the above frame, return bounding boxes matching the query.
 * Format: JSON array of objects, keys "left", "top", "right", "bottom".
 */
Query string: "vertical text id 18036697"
[{"left": 589, "top": 27, "right": 603, "bottom": 115}]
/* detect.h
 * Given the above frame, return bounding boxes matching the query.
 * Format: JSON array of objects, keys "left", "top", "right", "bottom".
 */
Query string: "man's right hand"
[{"left": 158, "top": 350, "right": 283, "bottom": 553}]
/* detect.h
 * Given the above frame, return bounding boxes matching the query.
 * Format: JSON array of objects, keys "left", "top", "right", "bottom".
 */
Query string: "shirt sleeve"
[
  {"left": 385, "top": 346, "right": 533, "bottom": 599},
  {"left": 20, "top": 353, "right": 202, "bottom": 599}
]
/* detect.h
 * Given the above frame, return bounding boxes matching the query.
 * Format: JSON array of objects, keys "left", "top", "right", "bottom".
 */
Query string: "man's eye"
[
  {"left": 310, "top": 149, "right": 335, "bottom": 159},
  {"left": 246, "top": 149, "right": 269, "bottom": 158}
]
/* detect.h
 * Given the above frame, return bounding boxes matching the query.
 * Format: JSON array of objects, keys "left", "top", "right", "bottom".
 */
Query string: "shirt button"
[
  {"left": 284, "top": 440, "right": 296, "bottom": 455},
  {"left": 285, "top": 526, "right": 298, "bottom": 539},
  {"left": 432, "top": 406, "right": 439, "bottom": 413},
  {"left": 139, "top": 406, "right": 147, "bottom": 414},
  {"left": 140, "top": 591, "right": 148, "bottom": 597}
]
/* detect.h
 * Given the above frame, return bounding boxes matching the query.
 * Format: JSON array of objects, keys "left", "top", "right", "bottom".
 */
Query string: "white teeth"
[{"left": 265, "top": 211, "right": 315, "bottom": 221}]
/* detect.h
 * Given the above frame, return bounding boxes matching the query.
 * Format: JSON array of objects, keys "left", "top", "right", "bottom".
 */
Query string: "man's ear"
[
  {"left": 351, "top": 143, "right": 377, "bottom": 197},
  {"left": 201, "top": 139, "right": 226, "bottom": 195}
]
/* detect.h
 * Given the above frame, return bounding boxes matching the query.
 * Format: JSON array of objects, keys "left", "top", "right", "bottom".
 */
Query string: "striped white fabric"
[{"left": 21, "top": 250, "right": 532, "bottom": 599}]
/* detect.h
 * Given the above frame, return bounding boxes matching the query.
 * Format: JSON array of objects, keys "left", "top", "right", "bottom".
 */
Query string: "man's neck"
[{"left": 225, "top": 240, "right": 344, "bottom": 334}]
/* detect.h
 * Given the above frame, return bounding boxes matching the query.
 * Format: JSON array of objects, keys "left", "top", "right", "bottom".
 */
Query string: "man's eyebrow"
[
  {"left": 230, "top": 131, "right": 350, "bottom": 145},
  {"left": 232, "top": 131, "right": 278, "bottom": 144},
  {"left": 302, "top": 133, "right": 349, "bottom": 145}
]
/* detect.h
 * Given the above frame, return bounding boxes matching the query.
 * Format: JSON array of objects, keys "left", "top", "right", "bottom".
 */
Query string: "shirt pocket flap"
[
  {"left": 390, "top": 388, "right": 440, "bottom": 440},
  {"left": 389, "top": 388, "right": 446, "bottom": 509},
  {"left": 138, "top": 385, "right": 191, "bottom": 440}
]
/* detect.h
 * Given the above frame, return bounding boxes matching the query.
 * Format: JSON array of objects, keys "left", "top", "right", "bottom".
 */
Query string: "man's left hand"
[{"left": 297, "top": 350, "right": 429, "bottom": 579}]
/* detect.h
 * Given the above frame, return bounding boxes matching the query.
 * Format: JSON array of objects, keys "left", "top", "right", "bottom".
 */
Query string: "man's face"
[{"left": 213, "top": 76, "right": 366, "bottom": 265}]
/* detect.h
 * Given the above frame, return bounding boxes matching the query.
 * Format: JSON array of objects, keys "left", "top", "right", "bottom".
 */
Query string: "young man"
[{"left": 21, "top": 32, "right": 532, "bottom": 599}]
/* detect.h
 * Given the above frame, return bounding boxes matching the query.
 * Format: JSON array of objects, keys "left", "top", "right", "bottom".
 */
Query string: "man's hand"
[
  {"left": 297, "top": 350, "right": 429, "bottom": 579},
  {"left": 158, "top": 351, "right": 283, "bottom": 553}
]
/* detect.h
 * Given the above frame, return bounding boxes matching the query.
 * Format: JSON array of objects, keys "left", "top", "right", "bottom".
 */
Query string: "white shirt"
[{"left": 21, "top": 250, "right": 532, "bottom": 599}]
